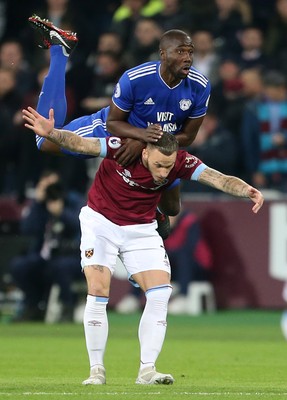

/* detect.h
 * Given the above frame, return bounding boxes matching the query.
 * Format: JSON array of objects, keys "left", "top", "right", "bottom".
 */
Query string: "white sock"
[
  {"left": 138, "top": 285, "right": 172, "bottom": 371},
  {"left": 83, "top": 294, "right": 109, "bottom": 369}
]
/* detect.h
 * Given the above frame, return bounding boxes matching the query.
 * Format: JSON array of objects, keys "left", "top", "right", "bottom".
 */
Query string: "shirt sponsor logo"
[
  {"left": 116, "top": 169, "right": 167, "bottom": 190},
  {"left": 147, "top": 112, "right": 178, "bottom": 133},
  {"left": 124, "top": 169, "right": 131, "bottom": 177}
]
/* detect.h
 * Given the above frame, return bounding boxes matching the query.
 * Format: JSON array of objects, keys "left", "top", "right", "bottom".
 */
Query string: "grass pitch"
[{"left": 0, "top": 310, "right": 286, "bottom": 400}]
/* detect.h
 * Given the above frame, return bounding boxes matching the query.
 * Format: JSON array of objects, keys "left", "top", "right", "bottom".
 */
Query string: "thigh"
[
  {"left": 63, "top": 112, "right": 108, "bottom": 138},
  {"left": 132, "top": 270, "right": 171, "bottom": 292},
  {"left": 121, "top": 222, "right": 171, "bottom": 291},
  {"left": 79, "top": 206, "right": 120, "bottom": 277}
]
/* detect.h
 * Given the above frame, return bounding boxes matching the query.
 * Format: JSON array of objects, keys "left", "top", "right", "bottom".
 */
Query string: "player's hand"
[
  {"left": 145, "top": 124, "right": 163, "bottom": 143},
  {"left": 114, "top": 138, "right": 145, "bottom": 166},
  {"left": 247, "top": 186, "right": 264, "bottom": 214},
  {"left": 22, "top": 107, "right": 55, "bottom": 138}
]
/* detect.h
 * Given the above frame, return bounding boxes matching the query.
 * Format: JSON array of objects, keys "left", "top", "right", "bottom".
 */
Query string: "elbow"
[
  {"left": 106, "top": 115, "right": 121, "bottom": 135},
  {"left": 176, "top": 134, "right": 195, "bottom": 148}
]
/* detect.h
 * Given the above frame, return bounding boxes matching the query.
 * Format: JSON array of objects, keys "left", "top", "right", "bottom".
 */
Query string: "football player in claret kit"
[
  {"left": 28, "top": 15, "right": 211, "bottom": 238},
  {"left": 22, "top": 105, "right": 264, "bottom": 385}
]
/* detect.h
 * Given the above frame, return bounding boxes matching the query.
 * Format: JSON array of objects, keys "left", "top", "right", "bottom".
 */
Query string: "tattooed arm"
[
  {"left": 198, "top": 167, "right": 264, "bottom": 214},
  {"left": 22, "top": 107, "right": 101, "bottom": 156}
]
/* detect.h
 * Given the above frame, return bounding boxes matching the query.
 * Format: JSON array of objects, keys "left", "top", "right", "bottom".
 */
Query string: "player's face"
[
  {"left": 142, "top": 148, "right": 177, "bottom": 184},
  {"left": 161, "top": 37, "right": 194, "bottom": 80}
]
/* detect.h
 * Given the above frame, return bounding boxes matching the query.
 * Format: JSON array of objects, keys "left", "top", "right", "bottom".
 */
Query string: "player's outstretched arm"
[
  {"left": 22, "top": 107, "right": 102, "bottom": 157},
  {"left": 198, "top": 167, "right": 264, "bottom": 214}
]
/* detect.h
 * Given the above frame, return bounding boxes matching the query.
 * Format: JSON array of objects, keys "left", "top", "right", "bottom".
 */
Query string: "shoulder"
[
  {"left": 176, "top": 150, "right": 207, "bottom": 179},
  {"left": 176, "top": 150, "right": 201, "bottom": 166},
  {"left": 187, "top": 67, "right": 209, "bottom": 89},
  {"left": 124, "top": 61, "right": 159, "bottom": 82}
]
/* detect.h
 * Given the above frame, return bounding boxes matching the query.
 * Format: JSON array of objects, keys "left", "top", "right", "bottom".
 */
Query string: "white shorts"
[{"left": 79, "top": 206, "right": 171, "bottom": 280}]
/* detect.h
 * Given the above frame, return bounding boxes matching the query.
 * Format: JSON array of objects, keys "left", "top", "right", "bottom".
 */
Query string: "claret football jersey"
[{"left": 87, "top": 137, "right": 207, "bottom": 226}]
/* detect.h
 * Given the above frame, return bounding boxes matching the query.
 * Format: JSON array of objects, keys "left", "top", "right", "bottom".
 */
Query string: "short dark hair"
[
  {"left": 148, "top": 132, "right": 179, "bottom": 156},
  {"left": 160, "top": 29, "right": 194, "bottom": 50}
]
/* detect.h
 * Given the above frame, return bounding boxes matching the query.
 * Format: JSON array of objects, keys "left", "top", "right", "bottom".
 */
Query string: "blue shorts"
[
  {"left": 36, "top": 107, "right": 110, "bottom": 155},
  {"left": 62, "top": 108, "right": 110, "bottom": 157}
]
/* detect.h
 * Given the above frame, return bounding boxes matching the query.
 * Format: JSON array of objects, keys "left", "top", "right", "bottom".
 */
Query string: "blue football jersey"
[
  {"left": 36, "top": 61, "right": 210, "bottom": 158},
  {"left": 112, "top": 61, "right": 211, "bottom": 134}
]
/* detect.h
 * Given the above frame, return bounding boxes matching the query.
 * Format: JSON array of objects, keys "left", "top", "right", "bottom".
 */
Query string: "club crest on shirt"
[
  {"left": 85, "top": 248, "right": 94, "bottom": 258},
  {"left": 179, "top": 99, "right": 191, "bottom": 111},
  {"left": 108, "top": 137, "right": 121, "bottom": 149},
  {"left": 185, "top": 155, "right": 198, "bottom": 168},
  {"left": 114, "top": 82, "right": 121, "bottom": 98}
]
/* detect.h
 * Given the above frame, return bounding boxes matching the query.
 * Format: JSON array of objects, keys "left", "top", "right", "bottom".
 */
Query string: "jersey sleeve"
[
  {"left": 189, "top": 81, "right": 211, "bottom": 119},
  {"left": 176, "top": 150, "right": 208, "bottom": 181},
  {"left": 36, "top": 135, "right": 45, "bottom": 150},
  {"left": 112, "top": 72, "right": 134, "bottom": 112},
  {"left": 104, "top": 136, "right": 123, "bottom": 159}
]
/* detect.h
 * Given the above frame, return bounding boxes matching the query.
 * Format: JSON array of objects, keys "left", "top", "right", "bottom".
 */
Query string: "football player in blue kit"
[
  {"left": 107, "top": 29, "right": 210, "bottom": 162},
  {"left": 28, "top": 16, "right": 211, "bottom": 236}
]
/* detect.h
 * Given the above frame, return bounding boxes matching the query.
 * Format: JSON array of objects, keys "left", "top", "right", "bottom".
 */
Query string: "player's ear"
[{"left": 142, "top": 148, "right": 148, "bottom": 161}]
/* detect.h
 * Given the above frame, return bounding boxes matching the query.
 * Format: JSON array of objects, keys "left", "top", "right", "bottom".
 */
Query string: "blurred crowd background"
[
  {"left": 1, "top": 0, "right": 287, "bottom": 202},
  {"left": 1, "top": 0, "right": 287, "bottom": 322}
]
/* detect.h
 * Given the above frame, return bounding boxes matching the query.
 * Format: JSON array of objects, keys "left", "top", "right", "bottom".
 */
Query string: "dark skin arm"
[
  {"left": 106, "top": 102, "right": 163, "bottom": 143},
  {"left": 175, "top": 116, "right": 204, "bottom": 147},
  {"left": 107, "top": 102, "right": 205, "bottom": 165}
]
